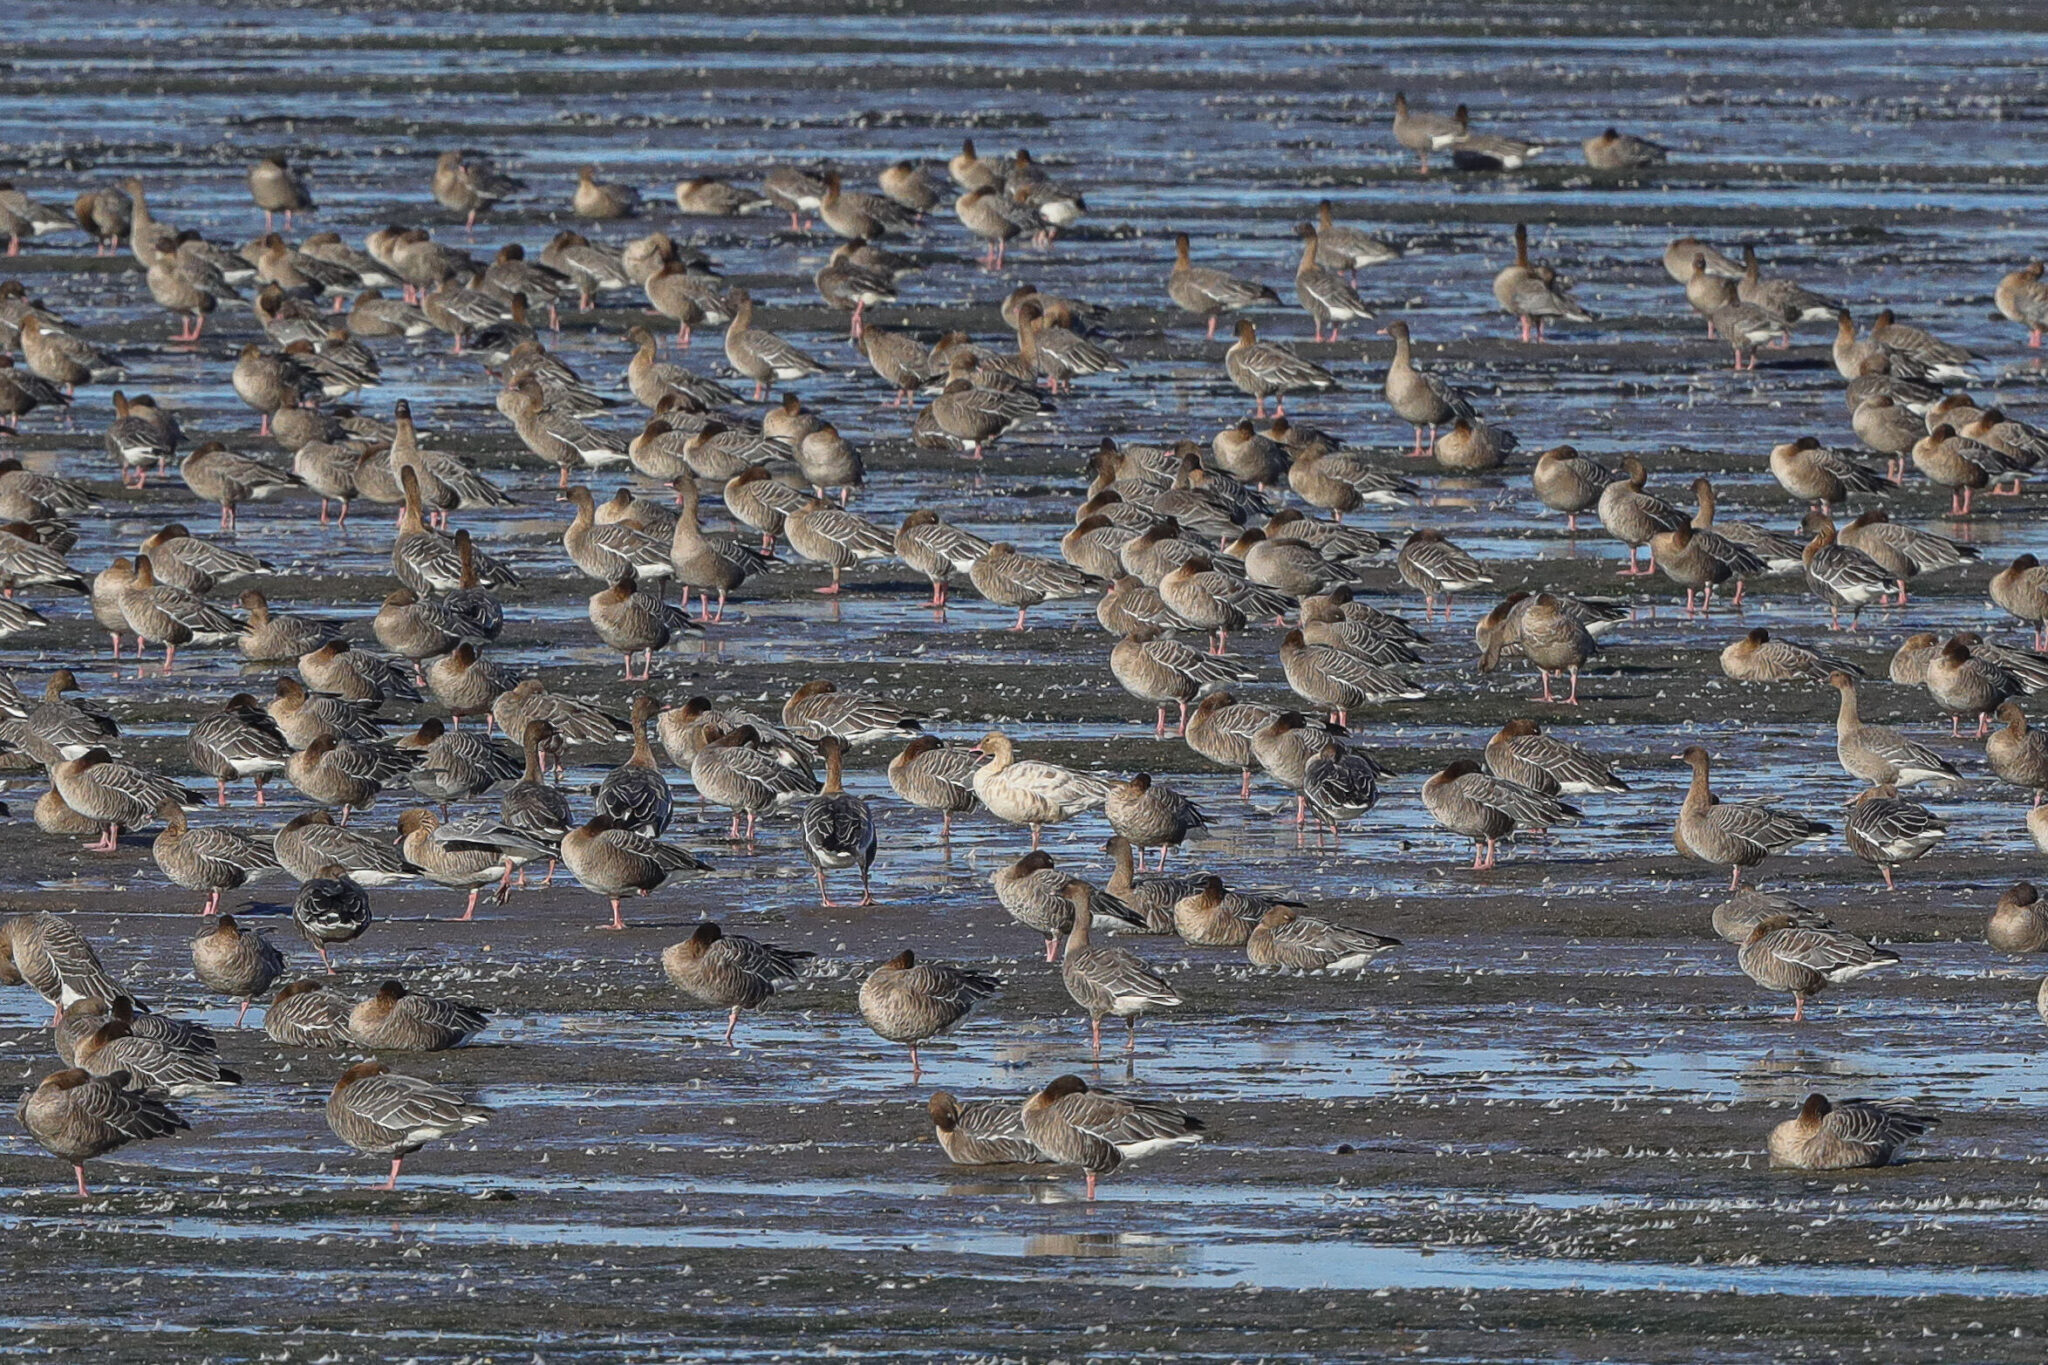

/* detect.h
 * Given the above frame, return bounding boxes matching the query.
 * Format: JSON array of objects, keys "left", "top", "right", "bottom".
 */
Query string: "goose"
[
  {"left": 720, "top": 290, "right": 825, "bottom": 402},
  {"left": 1248, "top": 906, "right": 1400, "bottom": 971},
  {"left": 1675, "top": 746, "right": 1830, "bottom": 890},
  {"left": 1595, "top": 456, "right": 1687, "bottom": 576},
  {"left": 761, "top": 165, "right": 828, "bottom": 230},
  {"left": 970, "top": 731, "right": 1108, "bottom": 848},
  {"left": 886, "top": 735, "right": 980, "bottom": 839},
  {"left": 326, "top": 1061, "right": 491, "bottom": 1189},
  {"left": 1014, "top": 299, "right": 1123, "bottom": 392},
  {"left": 300, "top": 638, "right": 423, "bottom": 707},
  {"left": 285, "top": 734, "right": 418, "bottom": 825},
  {"left": 1312, "top": 201, "right": 1401, "bottom": 281},
  {"left": 799, "top": 737, "right": 876, "bottom": 906},
  {"left": 1020, "top": 1074, "right": 1202, "bottom": 1201},
  {"left": 993, "top": 850, "right": 1087, "bottom": 960},
  {"left": 857, "top": 949, "right": 1000, "bottom": 1077},
  {"left": 178, "top": 442, "right": 300, "bottom": 532},
  {"left": 190, "top": 915, "right": 284, "bottom": 1026},
  {"left": 966, "top": 542, "right": 1098, "bottom": 630},
  {"left": 561, "top": 810, "right": 711, "bottom": 931},
  {"left": 1060, "top": 883, "right": 1181, "bottom": 1059},
  {"left": 1736, "top": 244, "right": 1841, "bottom": 331},
  {"left": 1843, "top": 785, "right": 1947, "bottom": 890},
  {"left": 247, "top": 156, "right": 313, "bottom": 230},
  {"left": 1583, "top": 127, "right": 1667, "bottom": 169},
  {"left": 1158, "top": 557, "right": 1288, "bottom": 654},
  {"left": 925, "top": 374, "right": 1053, "bottom": 460},
  {"left": 1380, "top": 320, "right": 1475, "bottom": 457},
  {"left": 1688, "top": 478, "right": 1805, "bottom": 575},
  {"left": 1649, "top": 524, "right": 1762, "bottom": 615},
  {"left": 152, "top": 804, "right": 278, "bottom": 916},
  {"left": 54, "top": 749, "right": 201, "bottom": 852},
  {"left": 589, "top": 570, "right": 696, "bottom": 681},
  {"left": 782, "top": 679, "right": 921, "bottom": 747},
  {"left": 1291, "top": 223, "right": 1373, "bottom": 341},
  {"left": 264, "top": 979, "right": 356, "bottom": 1047},
  {"left": 689, "top": 725, "right": 820, "bottom": 843},
  {"left": 1768, "top": 436, "right": 1894, "bottom": 514},
  {"left": 1869, "top": 308, "right": 1978, "bottom": 384},
  {"left": 1720, "top": 628, "right": 1860, "bottom": 685},
  {"left": 953, "top": 185, "right": 1039, "bottom": 269},
  {"left": 291, "top": 866, "right": 373, "bottom": 971},
  {"left": 1493, "top": 226, "right": 1592, "bottom": 341},
  {"left": 1110, "top": 627, "right": 1255, "bottom": 738},
  {"left": 73, "top": 1011, "right": 239, "bottom": 1095},
  {"left": 1167, "top": 232, "right": 1280, "bottom": 339},
  {"left": 0, "top": 912, "right": 127, "bottom": 1019},
  {"left": 1484, "top": 719, "right": 1628, "bottom": 796},
  {"left": 1987, "top": 703, "right": 2048, "bottom": 804},
  {"left": 1105, "top": 773, "right": 1207, "bottom": 869},
  {"left": 431, "top": 150, "right": 523, "bottom": 228},
  {"left": 1421, "top": 760, "right": 1582, "bottom": 870},
  {"left": 17, "top": 1068, "right": 187, "bottom": 1198},
  {"left": 1828, "top": 672, "right": 1959, "bottom": 790},
  {"left": 895, "top": 509, "right": 992, "bottom": 611},
  {"left": 662, "top": 922, "right": 814, "bottom": 1045},
  {"left": 1987, "top": 882, "right": 2048, "bottom": 953},
  {"left": 784, "top": 499, "right": 894, "bottom": 594},
  {"left": 1995, "top": 262, "right": 2048, "bottom": 347},
  {"left": 1526, "top": 445, "right": 1618, "bottom": 535},
  {"left": 674, "top": 175, "right": 769, "bottom": 217},
  {"left": 1794, "top": 513, "right": 1890, "bottom": 630},
  {"left": 1737, "top": 915, "right": 1898, "bottom": 1021},
  {"left": 1389, "top": 92, "right": 1462, "bottom": 173},
  {"left": 495, "top": 381, "right": 628, "bottom": 488},
  {"left": 185, "top": 694, "right": 291, "bottom": 807},
  {"left": 1769, "top": 1095, "right": 1937, "bottom": 1169},
  {"left": 1224, "top": 319, "right": 1334, "bottom": 418},
  {"left": 1394, "top": 528, "right": 1492, "bottom": 620},
  {"left": 1279, "top": 629, "right": 1424, "bottom": 726},
  {"left": 1925, "top": 636, "right": 2022, "bottom": 738},
  {"left": 929, "top": 1093, "right": 1044, "bottom": 1166}
]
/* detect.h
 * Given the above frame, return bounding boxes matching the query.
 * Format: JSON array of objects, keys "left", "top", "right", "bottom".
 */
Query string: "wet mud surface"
[{"left": 4, "top": 1, "right": 2048, "bottom": 1360}]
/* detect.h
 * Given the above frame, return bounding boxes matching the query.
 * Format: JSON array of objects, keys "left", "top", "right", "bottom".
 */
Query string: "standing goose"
[
  {"left": 1105, "top": 773, "right": 1208, "bottom": 869},
  {"left": 180, "top": 442, "right": 301, "bottom": 532},
  {"left": 0, "top": 913, "right": 127, "bottom": 1019},
  {"left": 560, "top": 811, "right": 710, "bottom": 930},
  {"left": 1395, "top": 528, "right": 1492, "bottom": 620},
  {"left": 1838, "top": 510, "right": 1978, "bottom": 605},
  {"left": 1381, "top": 320, "right": 1475, "bottom": 457},
  {"left": 1014, "top": 299, "right": 1122, "bottom": 393},
  {"left": 55, "top": 750, "right": 201, "bottom": 852},
  {"left": 1769, "top": 1095, "right": 1937, "bottom": 1169},
  {"left": 1737, "top": 916, "right": 1898, "bottom": 1021},
  {"left": 595, "top": 694, "right": 674, "bottom": 837},
  {"left": 1768, "top": 436, "right": 1894, "bottom": 514},
  {"left": 1675, "top": 746, "right": 1830, "bottom": 890},
  {"left": 1648, "top": 525, "right": 1761, "bottom": 615},
  {"left": 895, "top": 509, "right": 992, "bottom": 611},
  {"left": 432, "top": 150, "right": 523, "bottom": 229},
  {"left": 784, "top": 499, "right": 894, "bottom": 595},
  {"left": 187, "top": 693, "right": 291, "bottom": 806},
  {"left": 264, "top": 979, "right": 355, "bottom": 1048},
  {"left": 1060, "top": 883, "right": 1181, "bottom": 1059},
  {"left": 857, "top": 949, "right": 1000, "bottom": 1078},
  {"left": 1911, "top": 424, "right": 2011, "bottom": 515},
  {"left": 1493, "top": 225, "right": 1593, "bottom": 341},
  {"left": 1843, "top": 785, "right": 1947, "bottom": 890},
  {"left": 669, "top": 474, "right": 773, "bottom": 622},
  {"left": 1736, "top": 244, "right": 1841, "bottom": 330},
  {"left": 1688, "top": 478, "right": 1805, "bottom": 575},
  {"left": 1313, "top": 201, "right": 1401, "bottom": 280},
  {"left": 994, "top": 850, "right": 1085, "bottom": 960},
  {"left": 662, "top": 922, "right": 814, "bottom": 1045},
  {"left": 1925, "top": 637, "right": 2021, "bottom": 738},
  {"left": 800, "top": 737, "right": 877, "bottom": 906},
  {"left": 18, "top": 1069, "right": 187, "bottom": 1198},
  {"left": 1390, "top": 92, "right": 1463, "bottom": 173},
  {"left": 1828, "top": 672, "right": 1959, "bottom": 789},
  {"left": 689, "top": 725, "right": 820, "bottom": 843},
  {"left": 1420, "top": 760, "right": 1582, "bottom": 870},
  {"left": 1301, "top": 740, "right": 1382, "bottom": 837},
  {"left": 1799, "top": 512, "right": 1893, "bottom": 630},
  {"left": 152, "top": 804, "right": 278, "bottom": 916},
  {"left": 284, "top": 734, "right": 418, "bottom": 825},
  {"left": 118, "top": 555, "right": 243, "bottom": 674},
  {"left": 588, "top": 570, "right": 696, "bottom": 681},
  {"left": 1110, "top": 627, "right": 1254, "bottom": 738},
  {"left": 190, "top": 915, "right": 284, "bottom": 1026},
  {"left": 19, "top": 315, "right": 121, "bottom": 392},
  {"left": 247, "top": 156, "right": 313, "bottom": 230},
  {"left": 953, "top": 186, "right": 1037, "bottom": 269},
  {"left": 1280, "top": 629, "right": 1424, "bottom": 726},
  {"left": 1499, "top": 592, "right": 1594, "bottom": 703},
  {"left": 1530, "top": 445, "right": 1618, "bottom": 534},
  {"left": 291, "top": 866, "right": 373, "bottom": 971},
  {"left": 887, "top": 735, "right": 980, "bottom": 839},
  {"left": 1183, "top": 691, "right": 1279, "bottom": 800},
  {"left": 1020, "top": 1074, "right": 1203, "bottom": 1201},
  {"left": 396, "top": 808, "right": 514, "bottom": 921},
  {"left": 1449, "top": 105, "right": 1545, "bottom": 170},
  {"left": 326, "top": 1061, "right": 491, "bottom": 1190},
  {"left": 1291, "top": 224, "right": 1372, "bottom": 341},
  {"left": 782, "top": 678, "right": 921, "bottom": 748},
  {"left": 966, "top": 542, "right": 1099, "bottom": 630},
  {"left": 1224, "top": 319, "right": 1335, "bottom": 418},
  {"left": 970, "top": 731, "right": 1109, "bottom": 849},
  {"left": 1596, "top": 456, "right": 1688, "bottom": 576},
  {"left": 1167, "top": 233, "right": 1280, "bottom": 339},
  {"left": 1684, "top": 254, "right": 1738, "bottom": 335},
  {"left": 274, "top": 808, "right": 412, "bottom": 885},
  {"left": 722, "top": 290, "right": 825, "bottom": 401}
]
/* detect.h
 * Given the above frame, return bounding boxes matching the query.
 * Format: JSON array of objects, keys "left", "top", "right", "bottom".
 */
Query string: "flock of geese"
[{"left": 3, "top": 97, "right": 2044, "bottom": 1198}]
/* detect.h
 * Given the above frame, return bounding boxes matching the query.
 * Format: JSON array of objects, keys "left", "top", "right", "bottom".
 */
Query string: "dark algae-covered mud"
[{"left": 3, "top": 2, "right": 2048, "bottom": 1361}]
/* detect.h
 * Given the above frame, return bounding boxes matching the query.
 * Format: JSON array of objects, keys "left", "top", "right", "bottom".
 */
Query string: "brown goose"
[
  {"left": 722, "top": 290, "right": 825, "bottom": 402},
  {"left": 1737, "top": 915, "right": 1898, "bottom": 1021},
  {"left": 1529, "top": 445, "right": 1618, "bottom": 534},
  {"left": 1420, "top": 760, "right": 1582, "bottom": 870},
  {"left": 1292, "top": 224, "right": 1373, "bottom": 341},
  {"left": 152, "top": 804, "right": 278, "bottom": 916},
  {"left": 1167, "top": 233, "right": 1280, "bottom": 339},
  {"left": 1988, "top": 703, "right": 2048, "bottom": 803},
  {"left": 856, "top": 949, "right": 1000, "bottom": 1078},
  {"left": 1224, "top": 320, "right": 1335, "bottom": 418},
  {"left": 1104, "top": 773, "right": 1208, "bottom": 869},
  {"left": 18, "top": 1068, "right": 187, "bottom": 1197},
  {"left": 886, "top": 735, "right": 979, "bottom": 839},
  {"left": 1675, "top": 747, "right": 1830, "bottom": 890},
  {"left": 190, "top": 914, "right": 284, "bottom": 1026},
  {"left": 1719, "top": 628, "right": 1859, "bottom": 685},
  {"left": 326, "top": 1060, "right": 491, "bottom": 1189},
  {"left": 1060, "top": 883, "right": 1181, "bottom": 1059},
  {"left": 560, "top": 810, "right": 710, "bottom": 929},
  {"left": 1380, "top": 320, "right": 1474, "bottom": 457},
  {"left": 264, "top": 979, "right": 355, "bottom": 1048},
  {"left": 1019, "top": 1074, "right": 1202, "bottom": 1201},
  {"left": 1769, "top": 1095, "right": 1936, "bottom": 1169},
  {"left": 662, "top": 922, "right": 814, "bottom": 1045},
  {"left": 929, "top": 1092, "right": 1044, "bottom": 1166},
  {"left": 1248, "top": 906, "right": 1400, "bottom": 971},
  {"left": 1987, "top": 882, "right": 2048, "bottom": 953},
  {"left": 1843, "top": 785, "right": 1947, "bottom": 890},
  {"left": 1829, "top": 672, "right": 1960, "bottom": 789},
  {"left": 1596, "top": 456, "right": 1688, "bottom": 576},
  {"left": 1390, "top": 92, "right": 1462, "bottom": 173}
]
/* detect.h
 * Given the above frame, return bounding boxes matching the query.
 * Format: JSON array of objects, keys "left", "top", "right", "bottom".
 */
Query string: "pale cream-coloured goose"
[{"left": 970, "top": 731, "right": 1109, "bottom": 848}]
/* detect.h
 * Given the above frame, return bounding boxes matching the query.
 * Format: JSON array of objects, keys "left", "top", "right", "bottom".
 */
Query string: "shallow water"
[{"left": 7, "top": 2, "right": 2048, "bottom": 1360}]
